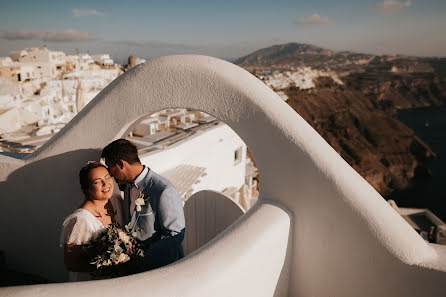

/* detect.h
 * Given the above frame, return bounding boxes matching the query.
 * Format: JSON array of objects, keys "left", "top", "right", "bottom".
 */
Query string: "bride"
[{"left": 60, "top": 161, "right": 114, "bottom": 281}]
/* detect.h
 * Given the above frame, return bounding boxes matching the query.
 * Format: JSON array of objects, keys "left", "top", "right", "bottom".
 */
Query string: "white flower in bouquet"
[
  {"left": 118, "top": 230, "right": 130, "bottom": 244},
  {"left": 118, "top": 253, "right": 130, "bottom": 263},
  {"left": 114, "top": 242, "right": 123, "bottom": 253},
  {"left": 110, "top": 252, "right": 119, "bottom": 262},
  {"left": 125, "top": 224, "right": 132, "bottom": 232}
]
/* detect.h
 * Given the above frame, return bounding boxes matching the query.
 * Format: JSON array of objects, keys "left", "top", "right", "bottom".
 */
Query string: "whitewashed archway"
[{"left": 0, "top": 55, "right": 445, "bottom": 297}]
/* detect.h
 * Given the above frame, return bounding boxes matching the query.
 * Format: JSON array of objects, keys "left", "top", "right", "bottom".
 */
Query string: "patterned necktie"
[{"left": 120, "top": 184, "right": 130, "bottom": 225}]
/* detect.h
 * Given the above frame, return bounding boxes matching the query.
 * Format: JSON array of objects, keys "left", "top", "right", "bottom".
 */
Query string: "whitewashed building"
[
  {"left": 78, "top": 54, "right": 94, "bottom": 70},
  {"left": 92, "top": 54, "right": 114, "bottom": 66},
  {"left": 0, "top": 59, "right": 38, "bottom": 83},
  {"left": 132, "top": 117, "right": 160, "bottom": 136},
  {"left": 0, "top": 77, "right": 22, "bottom": 105},
  {"left": 16, "top": 64, "right": 38, "bottom": 82},
  {"left": 65, "top": 55, "right": 79, "bottom": 71},
  {"left": 135, "top": 121, "right": 248, "bottom": 202},
  {"left": 50, "top": 50, "right": 67, "bottom": 71},
  {"left": 9, "top": 50, "right": 28, "bottom": 62},
  {"left": 9, "top": 47, "right": 66, "bottom": 79},
  {"left": 0, "top": 57, "right": 13, "bottom": 66}
]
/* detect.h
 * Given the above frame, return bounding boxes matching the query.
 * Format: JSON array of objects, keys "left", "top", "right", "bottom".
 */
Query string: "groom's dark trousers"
[{"left": 136, "top": 228, "right": 185, "bottom": 272}]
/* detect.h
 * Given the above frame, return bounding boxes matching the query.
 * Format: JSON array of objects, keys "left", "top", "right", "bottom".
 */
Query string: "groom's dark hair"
[{"left": 101, "top": 139, "right": 141, "bottom": 166}]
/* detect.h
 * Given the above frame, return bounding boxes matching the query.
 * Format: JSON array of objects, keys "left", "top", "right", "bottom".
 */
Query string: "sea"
[{"left": 387, "top": 106, "right": 446, "bottom": 222}]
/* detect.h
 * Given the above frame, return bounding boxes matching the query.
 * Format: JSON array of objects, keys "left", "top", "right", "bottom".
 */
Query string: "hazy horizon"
[{"left": 1, "top": 0, "right": 445, "bottom": 62}]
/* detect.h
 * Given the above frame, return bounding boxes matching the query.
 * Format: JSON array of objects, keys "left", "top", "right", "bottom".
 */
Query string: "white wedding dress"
[{"left": 60, "top": 208, "right": 107, "bottom": 282}]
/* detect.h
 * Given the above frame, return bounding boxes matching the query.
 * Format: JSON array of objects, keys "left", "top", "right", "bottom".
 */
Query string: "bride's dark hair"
[{"left": 79, "top": 162, "right": 108, "bottom": 195}]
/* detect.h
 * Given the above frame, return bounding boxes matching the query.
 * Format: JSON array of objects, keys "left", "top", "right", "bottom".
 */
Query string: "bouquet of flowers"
[{"left": 84, "top": 223, "right": 144, "bottom": 279}]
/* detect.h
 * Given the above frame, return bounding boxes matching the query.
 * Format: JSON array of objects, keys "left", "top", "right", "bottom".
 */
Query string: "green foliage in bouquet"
[{"left": 83, "top": 223, "right": 144, "bottom": 279}]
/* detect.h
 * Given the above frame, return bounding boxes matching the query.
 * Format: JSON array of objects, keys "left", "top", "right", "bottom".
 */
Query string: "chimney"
[{"left": 128, "top": 55, "right": 136, "bottom": 68}]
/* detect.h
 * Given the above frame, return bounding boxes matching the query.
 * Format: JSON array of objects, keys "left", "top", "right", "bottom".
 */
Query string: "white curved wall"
[
  {"left": 140, "top": 123, "right": 247, "bottom": 194},
  {"left": 1, "top": 55, "right": 446, "bottom": 297}
]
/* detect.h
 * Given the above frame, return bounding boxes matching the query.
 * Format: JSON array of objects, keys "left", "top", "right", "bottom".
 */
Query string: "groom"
[{"left": 101, "top": 139, "right": 185, "bottom": 272}]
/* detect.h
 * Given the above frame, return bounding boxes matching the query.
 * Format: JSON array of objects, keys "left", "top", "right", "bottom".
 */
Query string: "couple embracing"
[{"left": 60, "top": 139, "right": 186, "bottom": 281}]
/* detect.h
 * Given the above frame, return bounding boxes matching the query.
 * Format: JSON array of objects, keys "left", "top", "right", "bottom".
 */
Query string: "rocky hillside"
[
  {"left": 236, "top": 43, "right": 373, "bottom": 73},
  {"left": 236, "top": 43, "right": 446, "bottom": 195},
  {"left": 236, "top": 42, "right": 446, "bottom": 75}
]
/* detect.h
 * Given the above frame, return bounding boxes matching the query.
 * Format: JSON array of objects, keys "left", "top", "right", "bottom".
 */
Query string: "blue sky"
[{"left": 1, "top": 0, "right": 445, "bottom": 62}]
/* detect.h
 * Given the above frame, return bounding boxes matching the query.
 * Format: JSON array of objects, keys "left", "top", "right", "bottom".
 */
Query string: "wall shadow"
[{"left": 0, "top": 149, "right": 103, "bottom": 282}]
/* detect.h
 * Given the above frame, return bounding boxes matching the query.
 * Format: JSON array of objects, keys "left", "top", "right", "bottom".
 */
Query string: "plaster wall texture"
[
  {"left": 17, "top": 49, "right": 54, "bottom": 79},
  {"left": 17, "top": 65, "right": 37, "bottom": 80},
  {"left": 0, "top": 55, "right": 446, "bottom": 296},
  {"left": 0, "top": 107, "right": 22, "bottom": 132},
  {"left": 140, "top": 123, "right": 246, "bottom": 195}
]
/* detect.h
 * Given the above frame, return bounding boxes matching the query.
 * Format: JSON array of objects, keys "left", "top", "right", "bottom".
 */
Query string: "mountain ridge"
[{"left": 236, "top": 42, "right": 446, "bottom": 76}]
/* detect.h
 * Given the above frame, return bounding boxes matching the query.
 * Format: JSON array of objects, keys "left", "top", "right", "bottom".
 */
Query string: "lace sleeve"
[{"left": 60, "top": 214, "right": 91, "bottom": 247}]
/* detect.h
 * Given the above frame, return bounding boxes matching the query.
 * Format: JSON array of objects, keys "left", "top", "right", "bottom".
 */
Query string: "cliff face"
[
  {"left": 237, "top": 43, "right": 446, "bottom": 195},
  {"left": 345, "top": 72, "right": 446, "bottom": 111},
  {"left": 285, "top": 77, "right": 438, "bottom": 194}
]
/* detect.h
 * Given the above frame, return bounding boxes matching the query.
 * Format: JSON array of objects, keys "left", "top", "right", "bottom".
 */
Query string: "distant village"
[
  {"left": 0, "top": 46, "right": 259, "bottom": 209},
  {"left": 0, "top": 46, "right": 145, "bottom": 147}
]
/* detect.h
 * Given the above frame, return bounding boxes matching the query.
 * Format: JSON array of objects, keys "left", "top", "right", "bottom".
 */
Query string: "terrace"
[{"left": 0, "top": 55, "right": 445, "bottom": 297}]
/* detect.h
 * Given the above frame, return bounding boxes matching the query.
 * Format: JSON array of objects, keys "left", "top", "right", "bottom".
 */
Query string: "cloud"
[
  {"left": 375, "top": 0, "right": 412, "bottom": 14},
  {"left": 72, "top": 8, "right": 104, "bottom": 17},
  {"left": 1, "top": 30, "right": 95, "bottom": 42},
  {"left": 296, "top": 13, "right": 335, "bottom": 25}
]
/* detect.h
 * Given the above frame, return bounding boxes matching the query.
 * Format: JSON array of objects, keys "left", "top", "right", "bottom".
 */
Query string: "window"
[{"left": 234, "top": 146, "right": 242, "bottom": 166}]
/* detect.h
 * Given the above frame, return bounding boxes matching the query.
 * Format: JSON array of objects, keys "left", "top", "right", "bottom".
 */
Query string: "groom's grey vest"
[{"left": 129, "top": 168, "right": 185, "bottom": 241}]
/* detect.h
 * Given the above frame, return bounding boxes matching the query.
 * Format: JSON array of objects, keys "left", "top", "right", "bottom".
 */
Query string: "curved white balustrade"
[
  {"left": 0, "top": 202, "right": 290, "bottom": 297},
  {"left": 1, "top": 55, "right": 446, "bottom": 296}
]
